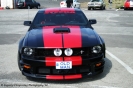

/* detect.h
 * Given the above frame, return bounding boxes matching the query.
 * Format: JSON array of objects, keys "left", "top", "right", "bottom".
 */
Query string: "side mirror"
[
  {"left": 23, "top": 21, "right": 31, "bottom": 26},
  {"left": 89, "top": 19, "right": 97, "bottom": 24}
]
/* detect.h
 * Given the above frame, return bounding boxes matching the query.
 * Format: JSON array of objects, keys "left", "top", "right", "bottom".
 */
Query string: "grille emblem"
[{"left": 80, "top": 50, "right": 84, "bottom": 54}]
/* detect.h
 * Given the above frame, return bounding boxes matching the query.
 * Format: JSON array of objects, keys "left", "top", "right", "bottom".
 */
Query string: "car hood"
[{"left": 26, "top": 26, "right": 99, "bottom": 48}]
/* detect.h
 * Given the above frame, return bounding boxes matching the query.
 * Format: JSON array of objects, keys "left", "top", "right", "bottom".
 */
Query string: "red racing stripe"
[
  {"left": 60, "top": 8, "right": 75, "bottom": 13},
  {"left": 45, "top": 57, "right": 63, "bottom": 66},
  {"left": 46, "top": 75, "right": 63, "bottom": 80},
  {"left": 45, "top": 8, "right": 75, "bottom": 14},
  {"left": 64, "top": 56, "right": 82, "bottom": 66},
  {"left": 65, "top": 74, "right": 82, "bottom": 79},
  {"left": 63, "top": 26, "right": 82, "bottom": 48},
  {"left": 45, "top": 8, "right": 59, "bottom": 14},
  {"left": 43, "top": 26, "right": 62, "bottom": 48}
]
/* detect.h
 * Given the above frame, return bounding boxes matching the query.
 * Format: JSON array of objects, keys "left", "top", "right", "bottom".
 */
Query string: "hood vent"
[{"left": 54, "top": 27, "right": 70, "bottom": 33}]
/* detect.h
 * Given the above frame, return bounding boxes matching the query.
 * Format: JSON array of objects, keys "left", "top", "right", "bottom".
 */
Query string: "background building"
[{"left": 0, "top": 0, "right": 17, "bottom": 9}]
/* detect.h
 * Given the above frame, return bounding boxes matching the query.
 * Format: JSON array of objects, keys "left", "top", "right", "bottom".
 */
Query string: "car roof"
[{"left": 38, "top": 8, "right": 81, "bottom": 13}]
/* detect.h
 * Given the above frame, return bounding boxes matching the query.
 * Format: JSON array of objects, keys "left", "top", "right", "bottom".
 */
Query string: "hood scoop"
[{"left": 54, "top": 27, "right": 70, "bottom": 33}]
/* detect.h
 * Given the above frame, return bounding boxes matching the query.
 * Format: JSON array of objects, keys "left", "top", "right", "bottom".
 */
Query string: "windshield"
[
  {"left": 18, "top": 0, "right": 25, "bottom": 2},
  {"left": 32, "top": 11, "right": 88, "bottom": 27}
]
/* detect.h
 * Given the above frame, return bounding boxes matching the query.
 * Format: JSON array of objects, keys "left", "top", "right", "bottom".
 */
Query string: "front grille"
[
  {"left": 33, "top": 47, "right": 100, "bottom": 57},
  {"left": 72, "top": 48, "right": 91, "bottom": 56},
  {"left": 38, "top": 66, "right": 90, "bottom": 75},
  {"left": 34, "top": 49, "right": 54, "bottom": 57}
]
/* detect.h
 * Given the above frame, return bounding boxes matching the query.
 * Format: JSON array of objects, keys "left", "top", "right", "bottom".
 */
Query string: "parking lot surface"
[{"left": 0, "top": 5, "right": 133, "bottom": 88}]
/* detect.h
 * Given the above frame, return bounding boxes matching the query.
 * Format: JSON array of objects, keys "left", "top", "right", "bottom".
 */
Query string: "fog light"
[
  {"left": 23, "top": 65, "right": 31, "bottom": 69},
  {"left": 96, "top": 63, "right": 102, "bottom": 67},
  {"left": 64, "top": 48, "right": 73, "bottom": 56},
  {"left": 54, "top": 48, "right": 62, "bottom": 56}
]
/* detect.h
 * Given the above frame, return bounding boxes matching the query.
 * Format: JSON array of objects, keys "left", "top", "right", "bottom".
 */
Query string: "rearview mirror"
[
  {"left": 89, "top": 19, "right": 97, "bottom": 24},
  {"left": 24, "top": 21, "right": 31, "bottom": 26}
]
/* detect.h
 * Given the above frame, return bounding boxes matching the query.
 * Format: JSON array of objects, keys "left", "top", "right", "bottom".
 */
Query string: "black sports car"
[{"left": 18, "top": 8, "right": 106, "bottom": 80}]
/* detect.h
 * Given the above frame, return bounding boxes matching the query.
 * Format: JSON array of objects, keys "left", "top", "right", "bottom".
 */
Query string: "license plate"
[{"left": 56, "top": 61, "right": 72, "bottom": 69}]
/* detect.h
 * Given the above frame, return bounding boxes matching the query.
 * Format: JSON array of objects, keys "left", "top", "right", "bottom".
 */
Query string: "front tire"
[
  {"left": 36, "top": 5, "right": 40, "bottom": 9},
  {"left": 124, "top": 8, "right": 127, "bottom": 10},
  {"left": 103, "top": 6, "right": 106, "bottom": 10},
  {"left": 100, "top": 6, "right": 104, "bottom": 10},
  {"left": 88, "top": 7, "right": 91, "bottom": 10},
  {"left": 27, "top": 6, "right": 31, "bottom": 9}
]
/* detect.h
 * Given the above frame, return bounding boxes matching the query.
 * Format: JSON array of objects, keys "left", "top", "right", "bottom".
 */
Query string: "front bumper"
[
  {"left": 88, "top": 5, "right": 102, "bottom": 8},
  {"left": 20, "top": 55, "right": 105, "bottom": 80},
  {"left": 124, "top": 7, "right": 133, "bottom": 9},
  {"left": 16, "top": 5, "right": 23, "bottom": 8}
]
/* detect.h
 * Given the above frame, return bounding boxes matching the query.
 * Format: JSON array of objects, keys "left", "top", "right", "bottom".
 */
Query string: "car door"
[
  {"left": 17, "top": 0, "right": 25, "bottom": 7},
  {"left": 26, "top": 0, "right": 32, "bottom": 7},
  {"left": 32, "top": 0, "right": 38, "bottom": 7}
]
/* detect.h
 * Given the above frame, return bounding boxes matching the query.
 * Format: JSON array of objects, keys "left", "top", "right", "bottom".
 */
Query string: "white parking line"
[
  {"left": 106, "top": 50, "right": 133, "bottom": 74},
  {"left": 106, "top": 16, "right": 119, "bottom": 22}
]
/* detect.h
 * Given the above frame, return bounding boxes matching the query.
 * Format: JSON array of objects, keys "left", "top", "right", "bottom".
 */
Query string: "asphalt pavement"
[{"left": 0, "top": 3, "right": 133, "bottom": 88}]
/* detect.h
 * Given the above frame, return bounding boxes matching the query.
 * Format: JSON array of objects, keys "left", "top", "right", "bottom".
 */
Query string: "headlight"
[
  {"left": 24, "top": 48, "right": 33, "bottom": 56},
  {"left": 92, "top": 46, "right": 101, "bottom": 53},
  {"left": 88, "top": 2, "right": 91, "bottom": 5},
  {"left": 54, "top": 48, "right": 62, "bottom": 56},
  {"left": 64, "top": 48, "right": 73, "bottom": 56}
]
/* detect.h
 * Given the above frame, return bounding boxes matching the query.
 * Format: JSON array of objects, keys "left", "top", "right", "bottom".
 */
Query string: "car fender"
[
  {"left": 124, "top": 1, "right": 130, "bottom": 8},
  {"left": 98, "top": 36, "right": 106, "bottom": 57},
  {"left": 18, "top": 32, "right": 29, "bottom": 53},
  {"left": 18, "top": 38, "right": 24, "bottom": 53},
  {"left": 93, "top": 31, "right": 106, "bottom": 57}
]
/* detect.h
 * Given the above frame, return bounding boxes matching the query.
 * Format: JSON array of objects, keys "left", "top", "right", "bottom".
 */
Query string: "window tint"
[
  {"left": 18, "top": 0, "right": 25, "bottom": 2},
  {"left": 32, "top": 11, "right": 88, "bottom": 27},
  {"left": 32, "top": 0, "right": 35, "bottom": 2}
]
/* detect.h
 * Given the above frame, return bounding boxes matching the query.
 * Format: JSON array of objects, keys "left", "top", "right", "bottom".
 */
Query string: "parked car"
[
  {"left": 60, "top": 0, "right": 80, "bottom": 9},
  {"left": 124, "top": 0, "right": 133, "bottom": 10},
  {"left": 18, "top": 8, "right": 106, "bottom": 80},
  {"left": 16, "top": 0, "right": 40, "bottom": 9},
  {"left": 88, "top": 0, "right": 106, "bottom": 10}
]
